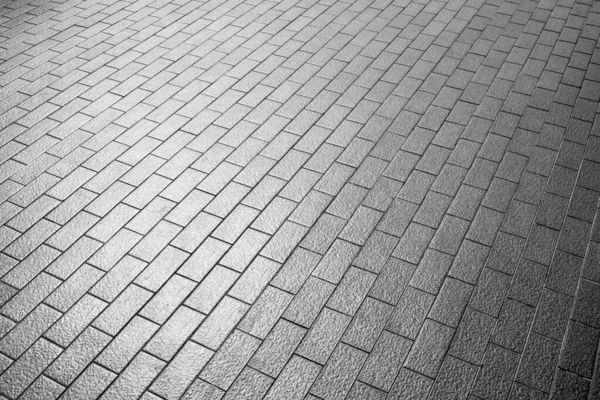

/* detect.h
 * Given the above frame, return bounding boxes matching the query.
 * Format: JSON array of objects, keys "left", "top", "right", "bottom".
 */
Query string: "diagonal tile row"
[{"left": 0, "top": 0, "right": 599, "bottom": 398}]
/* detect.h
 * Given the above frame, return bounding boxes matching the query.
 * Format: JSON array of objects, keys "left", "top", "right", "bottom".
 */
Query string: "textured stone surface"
[{"left": 0, "top": 0, "right": 600, "bottom": 398}]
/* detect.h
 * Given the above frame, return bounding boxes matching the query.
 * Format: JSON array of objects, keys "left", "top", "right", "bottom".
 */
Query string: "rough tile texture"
[{"left": 0, "top": 0, "right": 599, "bottom": 398}]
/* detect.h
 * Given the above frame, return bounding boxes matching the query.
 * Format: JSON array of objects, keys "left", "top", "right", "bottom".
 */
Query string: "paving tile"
[
  {"left": 1, "top": 272, "right": 61, "bottom": 322},
  {"left": 545, "top": 250, "right": 583, "bottom": 296},
  {"left": 46, "top": 211, "right": 99, "bottom": 251},
  {"left": 450, "top": 240, "right": 490, "bottom": 284},
  {"left": 6, "top": 195, "right": 59, "bottom": 233},
  {"left": 4, "top": 218, "right": 60, "bottom": 260},
  {"left": 339, "top": 205, "right": 383, "bottom": 245},
  {"left": 501, "top": 200, "right": 537, "bottom": 238},
  {"left": 215, "top": 229, "right": 264, "bottom": 273},
  {"left": 508, "top": 259, "right": 547, "bottom": 306},
  {"left": 199, "top": 330, "right": 260, "bottom": 391},
  {"left": 296, "top": 307, "right": 351, "bottom": 365},
  {"left": 358, "top": 330, "right": 412, "bottom": 391},
  {"left": 251, "top": 196, "right": 296, "bottom": 235},
  {"left": 45, "top": 264, "right": 104, "bottom": 312},
  {"left": 469, "top": 268, "right": 513, "bottom": 317},
  {"left": 449, "top": 308, "right": 496, "bottom": 365},
  {"left": 263, "top": 356, "right": 321, "bottom": 400},
  {"left": 283, "top": 276, "right": 335, "bottom": 328},
  {"left": 491, "top": 299, "right": 535, "bottom": 354},
  {"left": 2, "top": 244, "right": 60, "bottom": 289},
  {"left": 342, "top": 297, "right": 394, "bottom": 352},
  {"left": 223, "top": 367, "right": 272, "bottom": 400},
  {"left": 509, "top": 383, "right": 547, "bottom": 400},
  {"left": 448, "top": 185, "right": 485, "bottom": 221},
  {"left": 185, "top": 265, "right": 238, "bottom": 314},
  {"left": 550, "top": 369, "right": 590, "bottom": 400},
  {"left": 514, "top": 172, "right": 548, "bottom": 206},
  {"left": 87, "top": 228, "right": 142, "bottom": 272},
  {"left": 141, "top": 274, "right": 196, "bottom": 324},
  {"left": 568, "top": 186, "right": 599, "bottom": 223},
  {"left": 58, "top": 363, "right": 116, "bottom": 400},
  {"left": 572, "top": 279, "right": 600, "bottom": 329},
  {"left": 0, "top": 304, "right": 61, "bottom": 360},
  {"left": 314, "top": 162, "right": 355, "bottom": 196},
  {"left": 557, "top": 216, "right": 592, "bottom": 257},
  {"left": 0, "top": 338, "right": 62, "bottom": 399},
  {"left": 346, "top": 381, "right": 387, "bottom": 400},
  {"left": 547, "top": 165, "right": 578, "bottom": 198},
  {"left": 428, "top": 356, "right": 479, "bottom": 400},
  {"left": 300, "top": 213, "right": 346, "bottom": 254},
  {"left": 431, "top": 215, "right": 471, "bottom": 256},
  {"left": 471, "top": 344, "right": 520, "bottom": 400},
  {"left": 238, "top": 286, "right": 293, "bottom": 339},
  {"left": 404, "top": 319, "right": 455, "bottom": 378},
  {"left": 466, "top": 206, "right": 504, "bottom": 246},
  {"left": 310, "top": 343, "right": 368, "bottom": 400},
  {"left": 536, "top": 192, "right": 570, "bottom": 230},
  {"left": 559, "top": 320, "right": 600, "bottom": 379},
  {"left": 429, "top": 277, "right": 473, "bottom": 328},
  {"left": 388, "top": 368, "right": 433, "bottom": 400},
  {"left": 248, "top": 318, "right": 305, "bottom": 377},
  {"left": 464, "top": 158, "right": 499, "bottom": 191},
  {"left": 145, "top": 305, "right": 204, "bottom": 361},
  {"left": 2, "top": 0, "right": 600, "bottom": 398},
  {"left": 90, "top": 255, "right": 146, "bottom": 302},
  {"left": 169, "top": 213, "right": 218, "bottom": 254},
  {"left": 410, "top": 249, "right": 454, "bottom": 295},
  {"left": 393, "top": 223, "right": 434, "bottom": 264},
  {"left": 326, "top": 266, "right": 376, "bottom": 316},
  {"left": 192, "top": 296, "right": 249, "bottom": 351},
  {"left": 368, "top": 257, "right": 414, "bottom": 306},
  {"left": 100, "top": 352, "right": 165, "bottom": 400},
  {"left": 46, "top": 187, "right": 96, "bottom": 225},
  {"left": 583, "top": 241, "right": 600, "bottom": 284},
  {"left": 152, "top": 341, "right": 214, "bottom": 399},
  {"left": 96, "top": 316, "right": 159, "bottom": 373},
  {"left": 431, "top": 164, "right": 468, "bottom": 196},
  {"left": 353, "top": 230, "right": 399, "bottom": 273},
  {"left": 212, "top": 204, "right": 260, "bottom": 244},
  {"left": 413, "top": 190, "right": 453, "bottom": 229},
  {"left": 260, "top": 221, "right": 309, "bottom": 263},
  {"left": 522, "top": 224, "right": 560, "bottom": 266},
  {"left": 516, "top": 333, "right": 561, "bottom": 393},
  {"left": 327, "top": 183, "right": 369, "bottom": 218},
  {"left": 19, "top": 375, "right": 65, "bottom": 400}
]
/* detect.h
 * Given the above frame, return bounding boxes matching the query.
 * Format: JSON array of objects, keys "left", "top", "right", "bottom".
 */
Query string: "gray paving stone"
[
  {"left": 310, "top": 343, "right": 367, "bottom": 400},
  {"left": 429, "top": 356, "right": 479, "bottom": 400},
  {"left": 405, "top": 318, "right": 455, "bottom": 378},
  {"left": 153, "top": 342, "right": 214, "bottom": 399},
  {"left": 559, "top": 321, "right": 600, "bottom": 380},
  {"left": 388, "top": 367, "right": 433, "bottom": 400},
  {"left": 491, "top": 299, "right": 536, "bottom": 354},
  {"left": 471, "top": 344, "right": 520, "bottom": 400},
  {"left": 516, "top": 333, "right": 561, "bottom": 393},
  {"left": 449, "top": 308, "right": 496, "bottom": 365},
  {"left": 263, "top": 356, "right": 320, "bottom": 400},
  {"left": 358, "top": 330, "right": 412, "bottom": 391},
  {"left": 1, "top": 0, "right": 599, "bottom": 398}
]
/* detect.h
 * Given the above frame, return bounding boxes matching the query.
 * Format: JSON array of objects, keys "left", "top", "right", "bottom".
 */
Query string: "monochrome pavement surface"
[{"left": 0, "top": 0, "right": 600, "bottom": 398}]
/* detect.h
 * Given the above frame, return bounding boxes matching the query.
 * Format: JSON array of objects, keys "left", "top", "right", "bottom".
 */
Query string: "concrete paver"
[{"left": 0, "top": 0, "right": 600, "bottom": 398}]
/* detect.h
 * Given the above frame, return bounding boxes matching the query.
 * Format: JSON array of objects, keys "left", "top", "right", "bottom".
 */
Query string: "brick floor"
[{"left": 0, "top": 0, "right": 600, "bottom": 398}]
